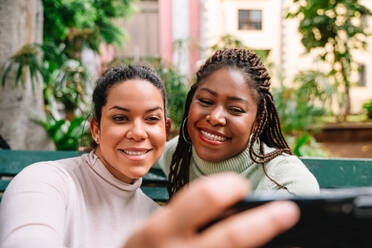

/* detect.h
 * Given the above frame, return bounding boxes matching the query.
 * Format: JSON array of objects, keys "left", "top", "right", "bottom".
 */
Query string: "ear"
[
  {"left": 251, "top": 119, "right": 258, "bottom": 134},
  {"left": 165, "top": 118, "right": 172, "bottom": 138},
  {"left": 90, "top": 118, "right": 100, "bottom": 143}
]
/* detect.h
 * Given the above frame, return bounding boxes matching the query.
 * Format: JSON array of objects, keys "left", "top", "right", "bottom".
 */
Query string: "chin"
[
  {"left": 131, "top": 167, "right": 152, "bottom": 178},
  {"left": 197, "top": 153, "right": 222, "bottom": 162}
]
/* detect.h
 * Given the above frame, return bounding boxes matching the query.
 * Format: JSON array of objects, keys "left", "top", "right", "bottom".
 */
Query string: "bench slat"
[
  {"left": 141, "top": 186, "right": 169, "bottom": 202},
  {"left": 0, "top": 150, "right": 80, "bottom": 175},
  {"left": 302, "top": 157, "right": 372, "bottom": 188},
  {"left": 0, "top": 179, "right": 10, "bottom": 192}
]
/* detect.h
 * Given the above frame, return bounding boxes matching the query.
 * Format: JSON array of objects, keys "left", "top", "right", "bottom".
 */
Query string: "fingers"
[
  {"left": 196, "top": 200, "right": 300, "bottom": 248},
  {"left": 142, "top": 173, "right": 249, "bottom": 237},
  {"left": 124, "top": 173, "right": 250, "bottom": 248},
  {"left": 164, "top": 173, "right": 250, "bottom": 234}
]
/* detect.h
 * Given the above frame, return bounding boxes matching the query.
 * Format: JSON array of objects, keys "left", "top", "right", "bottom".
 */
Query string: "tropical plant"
[
  {"left": 272, "top": 70, "right": 334, "bottom": 156},
  {"left": 362, "top": 99, "right": 372, "bottom": 119},
  {"left": 1, "top": 0, "right": 137, "bottom": 150},
  {"left": 155, "top": 61, "right": 189, "bottom": 130},
  {"left": 287, "top": 0, "right": 372, "bottom": 119},
  {"left": 43, "top": 0, "right": 135, "bottom": 55},
  {"left": 1, "top": 44, "right": 44, "bottom": 90},
  {"left": 35, "top": 114, "right": 89, "bottom": 150}
]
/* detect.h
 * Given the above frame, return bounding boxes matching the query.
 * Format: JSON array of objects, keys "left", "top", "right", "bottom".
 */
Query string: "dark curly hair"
[
  {"left": 91, "top": 65, "right": 167, "bottom": 148},
  {"left": 167, "top": 48, "right": 292, "bottom": 197}
]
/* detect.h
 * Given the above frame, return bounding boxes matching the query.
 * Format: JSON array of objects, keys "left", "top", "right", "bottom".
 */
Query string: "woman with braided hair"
[{"left": 156, "top": 48, "right": 319, "bottom": 197}]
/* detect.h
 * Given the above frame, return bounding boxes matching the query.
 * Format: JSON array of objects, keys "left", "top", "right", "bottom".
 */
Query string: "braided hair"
[{"left": 167, "top": 48, "right": 292, "bottom": 197}]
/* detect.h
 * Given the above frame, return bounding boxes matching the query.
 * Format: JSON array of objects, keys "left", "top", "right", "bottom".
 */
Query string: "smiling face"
[
  {"left": 90, "top": 79, "right": 169, "bottom": 184},
  {"left": 187, "top": 67, "right": 258, "bottom": 162}
]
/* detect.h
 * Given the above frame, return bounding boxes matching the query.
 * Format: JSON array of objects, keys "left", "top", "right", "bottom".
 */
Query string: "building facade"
[{"left": 120, "top": 0, "right": 372, "bottom": 113}]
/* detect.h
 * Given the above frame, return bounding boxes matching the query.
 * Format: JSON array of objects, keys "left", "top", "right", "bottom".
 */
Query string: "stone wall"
[{"left": 0, "top": 0, "right": 53, "bottom": 150}]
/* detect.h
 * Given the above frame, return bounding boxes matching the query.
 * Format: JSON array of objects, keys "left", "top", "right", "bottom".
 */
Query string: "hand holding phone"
[{"left": 200, "top": 187, "right": 372, "bottom": 248}]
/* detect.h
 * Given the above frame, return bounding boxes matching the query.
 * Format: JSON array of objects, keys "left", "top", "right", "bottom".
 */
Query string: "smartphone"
[{"left": 199, "top": 187, "right": 372, "bottom": 248}]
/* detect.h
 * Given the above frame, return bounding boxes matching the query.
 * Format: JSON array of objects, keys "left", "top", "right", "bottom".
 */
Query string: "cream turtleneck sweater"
[
  {"left": 156, "top": 136, "right": 319, "bottom": 195},
  {"left": 0, "top": 151, "right": 159, "bottom": 248}
]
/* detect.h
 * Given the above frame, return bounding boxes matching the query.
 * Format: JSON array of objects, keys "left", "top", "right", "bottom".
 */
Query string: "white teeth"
[
  {"left": 122, "top": 150, "right": 147, "bottom": 156},
  {"left": 200, "top": 130, "right": 227, "bottom": 142}
]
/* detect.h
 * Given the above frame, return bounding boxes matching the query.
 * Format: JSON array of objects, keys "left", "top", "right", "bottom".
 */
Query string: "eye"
[
  {"left": 198, "top": 98, "right": 213, "bottom": 106},
  {"left": 228, "top": 106, "right": 245, "bottom": 114},
  {"left": 112, "top": 115, "right": 129, "bottom": 122},
  {"left": 146, "top": 115, "right": 161, "bottom": 122}
]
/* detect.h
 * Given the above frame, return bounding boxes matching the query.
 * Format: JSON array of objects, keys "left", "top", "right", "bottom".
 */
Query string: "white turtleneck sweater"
[
  {"left": 156, "top": 136, "right": 319, "bottom": 195},
  {"left": 0, "top": 151, "right": 159, "bottom": 248}
]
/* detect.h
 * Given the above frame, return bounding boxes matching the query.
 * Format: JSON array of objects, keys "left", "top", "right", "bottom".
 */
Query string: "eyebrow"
[
  {"left": 108, "top": 105, "right": 163, "bottom": 113},
  {"left": 199, "top": 88, "right": 248, "bottom": 103}
]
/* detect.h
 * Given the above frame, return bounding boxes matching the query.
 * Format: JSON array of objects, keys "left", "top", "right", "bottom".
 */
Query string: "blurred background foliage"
[
  {"left": 1, "top": 0, "right": 137, "bottom": 150},
  {"left": 273, "top": 70, "right": 335, "bottom": 156},
  {"left": 1, "top": 0, "right": 371, "bottom": 156},
  {"left": 287, "top": 0, "right": 372, "bottom": 120}
]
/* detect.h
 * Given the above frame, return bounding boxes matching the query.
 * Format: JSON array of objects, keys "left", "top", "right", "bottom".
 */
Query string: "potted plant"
[{"left": 362, "top": 99, "right": 372, "bottom": 119}]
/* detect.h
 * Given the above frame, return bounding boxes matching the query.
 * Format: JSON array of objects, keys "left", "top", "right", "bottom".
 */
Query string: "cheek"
[
  {"left": 187, "top": 103, "right": 202, "bottom": 125},
  {"left": 150, "top": 125, "right": 167, "bottom": 146},
  {"left": 232, "top": 117, "right": 256, "bottom": 137},
  {"left": 100, "top": 124, "right": 124, "bottom": 144}
]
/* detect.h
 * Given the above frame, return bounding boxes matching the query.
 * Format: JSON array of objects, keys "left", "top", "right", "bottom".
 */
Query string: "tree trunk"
[
  {"left": 0, "top": 0, "right": 54, "bottom": 150},
  {"left": 343, "top": 89, "right": 351, "bottom": 121}
]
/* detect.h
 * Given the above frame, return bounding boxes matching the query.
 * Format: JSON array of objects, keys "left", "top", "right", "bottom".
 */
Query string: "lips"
[
  {"left": 119, "top": 148, "right": 151, "bottom": 156},
  {"left": 199, "top": 129, "right": 228, "bottom": 142}
]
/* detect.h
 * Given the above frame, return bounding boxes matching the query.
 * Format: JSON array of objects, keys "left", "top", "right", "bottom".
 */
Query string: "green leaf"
[
  {"left": 1, "top": 63, "right": 13, "bottom": 87},
  {"left": 293, "top": 135, "right": 311, "bottom": 156},
  {"left": 15, "top": 64, "right": 24, "bottom": 88}
]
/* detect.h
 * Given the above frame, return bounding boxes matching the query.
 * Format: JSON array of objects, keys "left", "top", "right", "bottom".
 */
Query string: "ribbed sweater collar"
[
  {"left": 83, "top": 151, "right": 142, "bottom": 192},
  {"left": 191, "top": 145, "right": 255, "bottom": 176}
]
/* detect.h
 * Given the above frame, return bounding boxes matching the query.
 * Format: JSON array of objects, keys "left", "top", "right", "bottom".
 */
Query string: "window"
[
  {"left": 359, "top": 64, "right": 366, "bottom": 87},
  {"left": 238, "top": 9, "right": 262, "bottom": 30}
]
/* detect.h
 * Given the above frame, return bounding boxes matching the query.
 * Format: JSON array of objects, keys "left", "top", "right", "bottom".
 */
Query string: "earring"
[
  {"left": 94, "top": 137, "right": 99, "bottom": 144},
  {"left": 181, "top": 116, "right": 192, "bottom": 144}
]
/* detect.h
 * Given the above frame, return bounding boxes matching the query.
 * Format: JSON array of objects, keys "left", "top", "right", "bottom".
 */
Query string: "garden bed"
[{"left": 314, "top": 122, "right": 372, "bottom": 158}]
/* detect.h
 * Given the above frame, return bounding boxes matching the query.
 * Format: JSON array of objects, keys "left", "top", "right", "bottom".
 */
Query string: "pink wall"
[
  {"left": 158, "top": 0, "right": 173, "bottom": 64},
  {"left": 189, "top": 0, "right": 200, "bottom": 75}
]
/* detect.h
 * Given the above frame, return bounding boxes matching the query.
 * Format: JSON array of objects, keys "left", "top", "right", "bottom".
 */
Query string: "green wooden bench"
[
  {"left": 1, "top": 150, "right": 372, "bottom": 203},
  {"left": 0, "top": 150, "right": 168, "bottom": 202}
]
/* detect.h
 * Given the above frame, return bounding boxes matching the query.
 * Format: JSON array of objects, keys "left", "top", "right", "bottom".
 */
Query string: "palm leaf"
[
  {"left": 15, "top": 64, "right": 24, "bottom": 88},
  {"left": 1, "top": 63, "right": 13, "bottom": 87}
]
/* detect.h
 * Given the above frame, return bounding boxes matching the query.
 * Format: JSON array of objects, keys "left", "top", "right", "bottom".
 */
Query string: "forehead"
[
  {"left": 105, "top": 79, "right": 164, "bottom": 108},
  {"left": 197, "top": 68, "right": 256, "bottom": 101}
]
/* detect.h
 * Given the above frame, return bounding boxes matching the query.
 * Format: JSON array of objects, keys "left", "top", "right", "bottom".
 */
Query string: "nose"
[
  {"left": 206, "top": 106, "right": 226, "bottom": 126},
  {"left": 126, "top": 119, "right": 148, "bottom": 141}
]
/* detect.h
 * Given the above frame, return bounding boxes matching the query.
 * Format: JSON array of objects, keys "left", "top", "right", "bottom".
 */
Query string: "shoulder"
[
  {"left": 137, "top": 189, "right": 161, "bottom": 212},
  {"left": 4, "top": 155, "right": 84, "bottom": 201},
  {"left": 265, "top": 153, "right": 320, "bottom": 194},
  {"left": 265, "top": 153, "right": 311, "bottom": 177},
  {"left": 16, "top": 155, "right": 83, "bottom": 182},
  {"left": 155, "top": 136, "right": 179, "bottom": 176},
  {"left": 165, "top": 136, "right": 179, "bottom": 153}
]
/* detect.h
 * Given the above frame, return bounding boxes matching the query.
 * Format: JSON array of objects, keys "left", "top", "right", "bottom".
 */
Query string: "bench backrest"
[
  {"left": 1, "top": 150, "right": 372, "bottom": 202},
  {"left": 301, "top": 157, "right": 372, "bottom": 188},
  {"left": 0, "top": 150, "right": 169, "bottom": 201}
]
